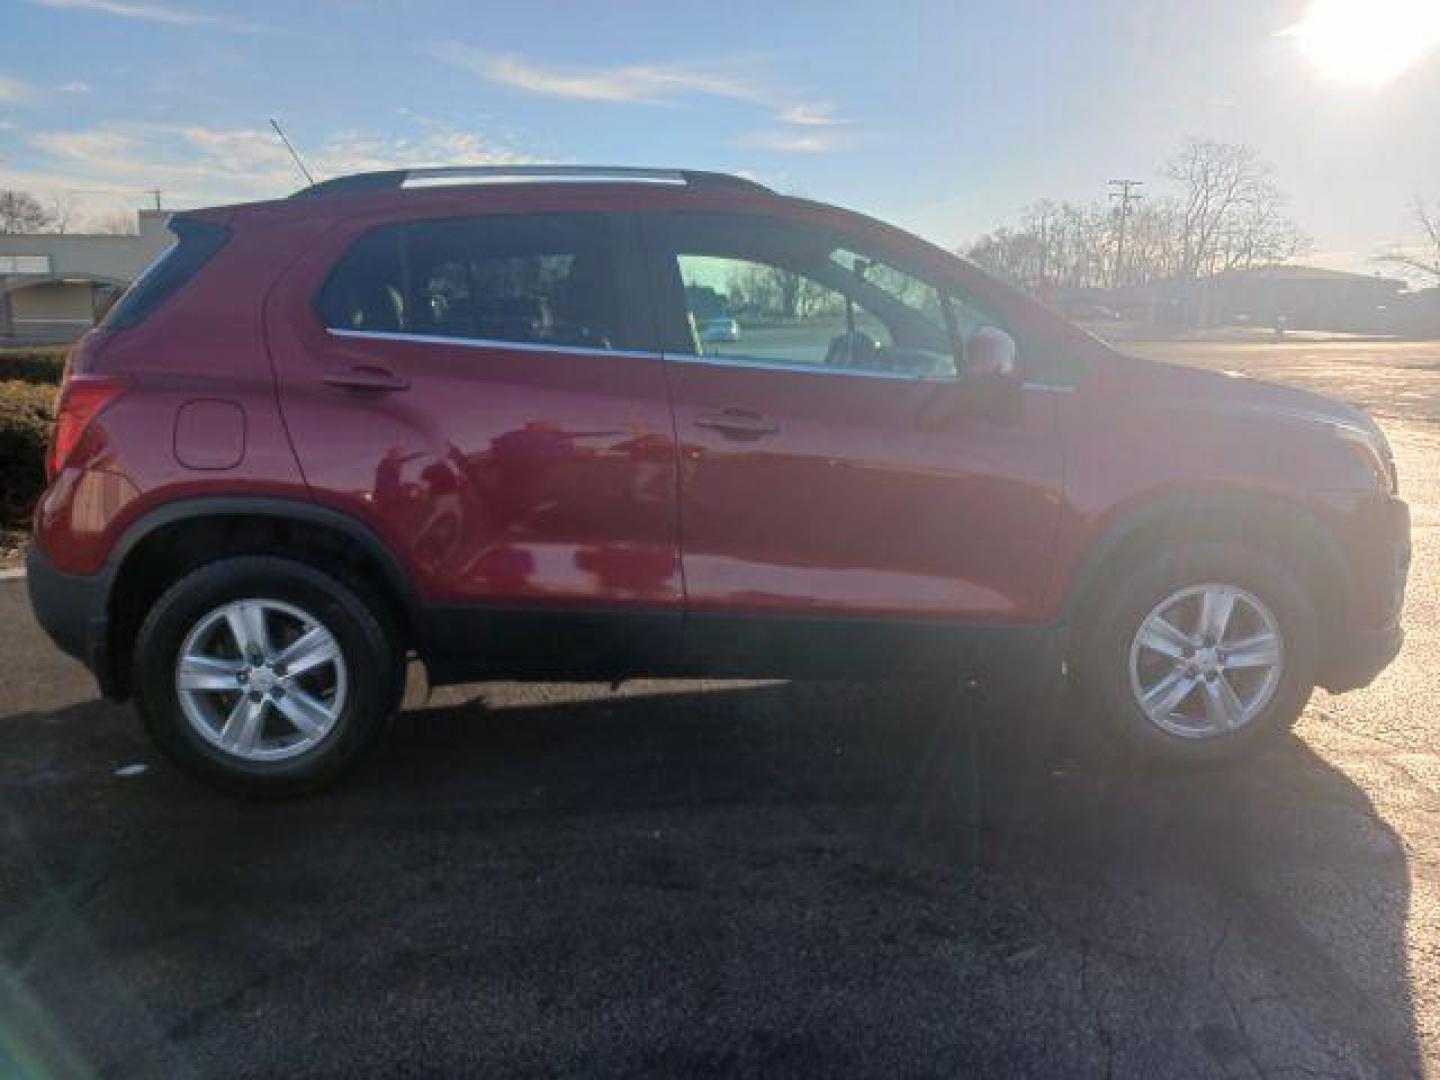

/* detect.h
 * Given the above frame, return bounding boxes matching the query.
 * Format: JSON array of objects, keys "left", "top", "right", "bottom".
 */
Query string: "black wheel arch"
[
  {"left": 99, "top": 496, "right": 421, "bottom": 699},
  {"left": 1059, "top": 489, "right": 1351, "bottom": 647}
]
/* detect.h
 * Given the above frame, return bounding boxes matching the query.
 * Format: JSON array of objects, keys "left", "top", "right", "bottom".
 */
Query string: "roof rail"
[{"left": 292, "top": 165, "right": 770, "bottom": 199}]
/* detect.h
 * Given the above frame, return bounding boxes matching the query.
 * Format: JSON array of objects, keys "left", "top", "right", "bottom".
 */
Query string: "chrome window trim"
[
  {"left": 326, "top": 327, "right": 662, "bottom": 361},
  {"left": 327, "top": 328, "right": 1077, "bottom": 389},
  {"left": 673, "top": 352, "right": 957, "bottom": 382}
]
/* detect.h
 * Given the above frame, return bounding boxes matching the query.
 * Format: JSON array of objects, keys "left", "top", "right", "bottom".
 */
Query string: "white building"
[{"left": 0, "top": 210, "right": 173, "bottom": 341}]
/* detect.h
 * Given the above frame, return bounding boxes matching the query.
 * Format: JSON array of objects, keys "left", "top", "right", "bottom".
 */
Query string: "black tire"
[
  {"left": 1076, "top": 541, "right": 1318, "bottom": 766},
  {"left": 133, "top": 556, "right": 403, "bottom": 797}
]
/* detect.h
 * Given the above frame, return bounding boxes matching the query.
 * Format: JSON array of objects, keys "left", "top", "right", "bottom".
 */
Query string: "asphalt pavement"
[{"left": 2, "top": 338, "right": 1438, "bottom": 1078}]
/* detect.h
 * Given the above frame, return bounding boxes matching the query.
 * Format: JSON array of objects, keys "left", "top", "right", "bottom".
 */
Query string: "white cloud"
[
  {"left": 3, "top": 118, "right": 535, "bottom": 215},
  {"left": 25, "top": 0, "right": 264, "bottom": 32},
  {"left": 738, "top": 129, "right": 852, "bottom": 154},
  {"left": 0, "top": 75, "right": 32, "bottom": 103},
  {"left": 435, "top": 46, "right": 775, "bottom": 106},
  {"left": 775, "top": 104, "right": 844, "bottom": 127},
  {"left": 32, "top": 127, "right": 145, "bottom": 163},
  {"left": 435, "top": 46, "right": 852, "bottom": 118},
  {"left": 59, "top": 81, "right": 91, "bottom": 94},
  {"left": 431, "top": 46, "right": 854, "bottom": 154}
]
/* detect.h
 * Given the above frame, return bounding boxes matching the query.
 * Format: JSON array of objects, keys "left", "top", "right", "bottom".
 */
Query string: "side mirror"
[
  {"left": 917, "top": 326, "right": 1022, "bottom": 431},
  {"left": 966, "top": 325, "right": 1017, "bottom": 377}
]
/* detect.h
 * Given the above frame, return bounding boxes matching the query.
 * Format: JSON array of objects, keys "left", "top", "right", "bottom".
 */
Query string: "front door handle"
[
  {"left": 323, "top": 365, "right": 410, "bottom": 393},
  {"left": 694, "top": 409, "right": 780, "bottom": 439}
]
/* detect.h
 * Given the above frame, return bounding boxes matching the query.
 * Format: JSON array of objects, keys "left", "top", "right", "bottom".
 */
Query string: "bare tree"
[
  {"left": 1124, "top": 197, "right": 1185, "bottom": 283},
  {"left": 726, "top": 263, "right": 819, "bottom": 320},
  {"left": 964, "top": 139, "right": 1308, "bottom": 304},
  {"left": 0, "top": 190, "right": 54, "bottom": 234},
  {"left": 1165, "top": 140, "right": 1308, "bottom": 279},
  {"left": 1215, "top": 189, "right": 1310, "bottom": 272},
  {"left": 965, "top": 225, "right": 1042, "bottom": 290},
  {"left": 46, "top": 192, "right": 81, "bottom": 234},
  {"left": 966, "top": 200, "right": 1120, "bottom": 291},
  {"left": 1375, "top": 197, "right": 1440, "bottom": 284}
]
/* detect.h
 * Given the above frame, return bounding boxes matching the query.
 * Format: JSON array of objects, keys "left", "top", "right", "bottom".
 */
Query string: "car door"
[
  {"left": 643, "top": 211, "right": 1065, "bottom": 672},
  {"left": 266, "top": 210, "right": 682, "bottom": 676}
]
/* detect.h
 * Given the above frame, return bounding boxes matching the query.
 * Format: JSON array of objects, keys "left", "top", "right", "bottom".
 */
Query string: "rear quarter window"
[
  {"left": 314, "top": 213, "right": 645, "bottom": 352},
  {"left": 103, "top": 218, "right": 231, "bottom": 331}
]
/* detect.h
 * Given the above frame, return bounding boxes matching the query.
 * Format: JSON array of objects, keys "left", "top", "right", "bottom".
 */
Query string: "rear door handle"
[
  {"left": 694, "top": 409, "right": 780, "bottom": 439},
  {"left": 323, "top": 365, "right": 410, "bottom": 393}
]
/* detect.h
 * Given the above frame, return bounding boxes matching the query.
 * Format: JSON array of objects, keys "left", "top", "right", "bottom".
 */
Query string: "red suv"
[{"left": 26, "top": 166, "right": 1410, "bottom": 794}]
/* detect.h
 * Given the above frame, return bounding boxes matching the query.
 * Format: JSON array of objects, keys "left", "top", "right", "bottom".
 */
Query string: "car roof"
[{"left": 290, "top": 165, "right": 772, "bottom": 200}]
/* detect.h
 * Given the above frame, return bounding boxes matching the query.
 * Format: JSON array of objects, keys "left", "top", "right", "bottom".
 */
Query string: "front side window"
[
  {"left": 678, "top": 254, "right": 928, "bottom": 373},
  {"left": 663, "top": 215, "right": 993, "bottom": 379},
  {"left": 317, "top": 214, "right": 630, "bottom": 351}
]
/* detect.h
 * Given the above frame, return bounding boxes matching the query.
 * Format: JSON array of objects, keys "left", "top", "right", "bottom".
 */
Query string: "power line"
[{"left": 1109, "top": 179, "right": 1144, "bottom": 287}]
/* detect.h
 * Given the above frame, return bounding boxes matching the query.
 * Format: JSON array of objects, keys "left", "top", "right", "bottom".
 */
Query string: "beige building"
[{"left": 0, "top": 210, "right": 173, "bottom": 341}]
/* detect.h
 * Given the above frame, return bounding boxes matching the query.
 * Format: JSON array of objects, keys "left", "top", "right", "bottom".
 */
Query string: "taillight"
[{"left": 47, "top": 373, "right": 126, "bottom": 478}]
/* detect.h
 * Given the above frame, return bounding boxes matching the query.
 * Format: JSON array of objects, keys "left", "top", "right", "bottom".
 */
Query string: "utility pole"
[
  {"left": 1109, "top": 179, "right": 1144, "bottom": 287},
  {"left": 148, "top": 188, "right": 162, "bottom": 210}
]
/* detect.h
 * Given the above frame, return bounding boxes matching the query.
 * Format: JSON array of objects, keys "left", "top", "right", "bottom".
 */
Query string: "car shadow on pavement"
[{"left": 0, "top": 681, "right": 1424, "bottom": 1078}]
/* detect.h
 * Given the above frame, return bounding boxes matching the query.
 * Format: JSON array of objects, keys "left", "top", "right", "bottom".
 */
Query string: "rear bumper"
[{"left": 25, "top": 545, "right": 118, "bottom": 698}]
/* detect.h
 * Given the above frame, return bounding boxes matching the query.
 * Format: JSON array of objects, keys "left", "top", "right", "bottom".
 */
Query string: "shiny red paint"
[
  {"left": 30, "top": 176, "right": 1409, "bottom": 690},
  {"left": 1039, "top": 351, "right": 1406, "bottom": 626},
  {"left": 667, "top": 359, "right": 1062, "bottom": 621},
  {"left": 266, "top": 321, "right": 682, "bottom": 609}
]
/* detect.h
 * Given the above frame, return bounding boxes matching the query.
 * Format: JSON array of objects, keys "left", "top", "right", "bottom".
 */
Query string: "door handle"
[
  {"left": 694, "top": 409, "right": 780, "bottom": 439},
  {"left": 323, "top": 365, "right": 410, "bottom": 393}
]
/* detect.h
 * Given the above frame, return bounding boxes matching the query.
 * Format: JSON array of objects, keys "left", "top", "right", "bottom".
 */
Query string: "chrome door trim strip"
[
  {"left": 326, "top": 328, "right": 663, "bottom": 361},
  {"left": 328, "top": 328, "right": 1079, "bottom": 390}
]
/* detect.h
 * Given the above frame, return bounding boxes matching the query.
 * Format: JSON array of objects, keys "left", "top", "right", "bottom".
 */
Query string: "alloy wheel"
[
  {"left": 174, "top": 598, "right": 348, "bottom": 762},
  {"left": 1127, "top": 582, "right": 1284, "bottom": 739}
]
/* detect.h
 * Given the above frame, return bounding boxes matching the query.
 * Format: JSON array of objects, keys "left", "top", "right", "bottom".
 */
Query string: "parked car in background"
[
  {"left": 27, "top": 165, "right": 1409, "bottom": 795},
  {"left": 700, "top": 317, "right": 741, "bottom": 344}
]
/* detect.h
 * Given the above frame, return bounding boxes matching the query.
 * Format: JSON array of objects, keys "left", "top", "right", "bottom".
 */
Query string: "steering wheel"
[{"left": 825, "top": 330, "right": 879, "bottom": 367}]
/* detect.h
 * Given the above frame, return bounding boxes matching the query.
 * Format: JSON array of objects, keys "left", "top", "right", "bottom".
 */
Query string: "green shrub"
[
  {"left": 0, "top": 346, "right": 68, "bottom": 386},
  {"left": 0, "top": 379, "right": 56, "bottom": 523}
]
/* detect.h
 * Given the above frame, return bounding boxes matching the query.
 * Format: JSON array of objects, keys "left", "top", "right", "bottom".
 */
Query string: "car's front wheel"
[
  {"left": 133, "top": 556, "right": 403, "bottom": 796},
  {"left": 1079, "top": 541, "right": 1318, "bottom": 764}
]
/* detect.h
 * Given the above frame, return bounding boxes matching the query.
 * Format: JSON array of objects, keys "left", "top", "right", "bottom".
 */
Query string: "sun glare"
[{"left": 1288, "top": 0, "right": 1440, "bottom": 86}]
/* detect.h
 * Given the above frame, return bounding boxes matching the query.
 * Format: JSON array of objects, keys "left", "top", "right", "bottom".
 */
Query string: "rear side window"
[
  {"left": 316, "top": 214, "right": 637, "bottom": 351},
  {"left": 103, "top": 218, "right": 230, "bottom": 331}
]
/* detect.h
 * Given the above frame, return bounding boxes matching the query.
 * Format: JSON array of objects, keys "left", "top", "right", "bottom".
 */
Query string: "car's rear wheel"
[
  {"left": 134, "top": 556, "right": 403, "bottom": 796},
  {"left": 1079, "top": 542, "right": 1318, "bottom": 764}
]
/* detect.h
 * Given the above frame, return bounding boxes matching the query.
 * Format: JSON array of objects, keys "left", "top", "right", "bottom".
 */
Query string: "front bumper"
[
  {"left": 1317, "top": 494, "right": 1409, "bottom": 693},
  {"left": 25, "top": 544, "right": 118, "bottom": 698},
  {"left": 1318, "top": 620, "right": 1404, "bottom": 693}
]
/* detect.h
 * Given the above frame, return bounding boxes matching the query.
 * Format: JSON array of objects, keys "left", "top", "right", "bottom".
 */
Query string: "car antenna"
[{"left": 269, "top": 118, "right": 316, "bottom": 186}]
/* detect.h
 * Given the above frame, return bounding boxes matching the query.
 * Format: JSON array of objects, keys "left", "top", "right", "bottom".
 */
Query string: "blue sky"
[{"left": 1, "top": 0, "right": 1438, "bottom": 271}]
